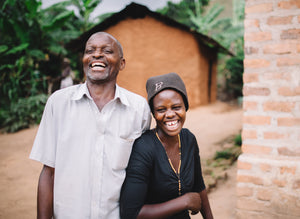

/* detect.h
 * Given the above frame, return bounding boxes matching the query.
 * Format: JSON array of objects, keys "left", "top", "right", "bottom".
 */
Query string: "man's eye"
[
  {"left": 104, "top": 50, "right": 113, "bottom": 54},
  {"left": 85, "top": 49, "right": 93, "bottom": 54}
]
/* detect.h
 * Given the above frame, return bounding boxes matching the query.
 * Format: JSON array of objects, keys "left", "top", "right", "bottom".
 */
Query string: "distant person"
[
  {"left": 30, "top": 32, "right": 151, "bottom": 218},
  {"left": 120, "top": 73, "right": 213, "bottom": 219},
  {"left": 60, "top": 58, "right": 74, "bottom": 89}
]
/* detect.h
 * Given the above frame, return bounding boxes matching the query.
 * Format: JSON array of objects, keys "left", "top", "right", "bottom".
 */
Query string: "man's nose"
[{"left": 93, "top": 50, "right": 103, "bottom": 58}]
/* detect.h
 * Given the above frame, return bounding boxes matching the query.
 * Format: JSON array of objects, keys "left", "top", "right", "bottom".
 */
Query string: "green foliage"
[
  {"left": 234, "top": 133, "right": 242, "bottom": 147},
  {"left": 157, "top": 0, "right": 210, "bottom": 28},
  {"left": 214, "top": 149, "right": 233, "bottom": 160},
  {"left": 67, "top": 0, "right": 102, "bottom": 32},
  {"left": 0, "top": 0, "right": 100, "bottom": 132},
  {"left": 0, "top": 94, "right": 48, "bottom": 133}
]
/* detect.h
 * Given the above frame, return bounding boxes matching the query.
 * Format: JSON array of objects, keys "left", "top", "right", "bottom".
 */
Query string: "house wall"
[
  {"left": 236, "top": 0, "right": 300, "bottom": 218},
  {"left": 104, "top": 16, "right": 217, "bottom": 108}
]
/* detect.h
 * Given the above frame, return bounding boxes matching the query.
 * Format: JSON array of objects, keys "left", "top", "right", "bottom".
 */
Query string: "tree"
[
  {"left": 67, "top": 0, "right": 102, "bottom": 32},
  {"left": 0, "top": 0, "right": 80, "bottom": 132}
]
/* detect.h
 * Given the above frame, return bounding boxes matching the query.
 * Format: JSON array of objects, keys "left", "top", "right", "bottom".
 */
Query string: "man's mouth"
[{"left": 90, "top": 62, "right": 107, "bottom": 70}]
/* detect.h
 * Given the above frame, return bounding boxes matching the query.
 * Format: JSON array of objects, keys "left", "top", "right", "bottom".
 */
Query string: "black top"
[{"left": 120, "top": 128, "right": 206, "bottom": 219}]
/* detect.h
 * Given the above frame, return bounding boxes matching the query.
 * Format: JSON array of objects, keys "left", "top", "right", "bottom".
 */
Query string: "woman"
[{"left": 120, "top": 73, "right": 213, "bottom": 219}]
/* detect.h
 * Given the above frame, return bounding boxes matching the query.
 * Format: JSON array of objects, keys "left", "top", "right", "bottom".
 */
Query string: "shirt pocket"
[{"left": 110, "top": 137, "right": 135, "bottom": 171}]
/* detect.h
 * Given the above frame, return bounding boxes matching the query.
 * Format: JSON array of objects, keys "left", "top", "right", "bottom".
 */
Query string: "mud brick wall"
[{"left": 236, "top": 0, "right": 300, "bottom": 218}]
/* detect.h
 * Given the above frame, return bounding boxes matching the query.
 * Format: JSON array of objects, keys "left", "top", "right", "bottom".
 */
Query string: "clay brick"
[
  {"left": 245, "top": 3, "right": 273, "bottom": 14},
  {"left": 263, "top": 43, "right": 293, "bottom": 54},
  {"left": 260, "top": 163, "right": 272, "bottom": 172},
  {"left": 273, "top": 192, "right": 300, "bottom": 215},
  {"left": 238, "top": 197, "right": 270, "bottom": 212},
  {"left": 272, "top": 179, "right": 287, "bottom": 187},
  {"left": 243, "top": 73, "right": 259, "bottom": 83},
  {"left": 245, "top": 32, "right": 272, "bottom": 41},
  {"left": 243, "top": 101, "right": 258, "bottom": 111},
  {"left": 278, "top": 86, "right": 300, "bottom": 96},
  {"left": 244, "top": 46, "right": 259, "bottom": 55},
  {"left": 280, "top": 166, "right": 296, "bottom": 174},
  {"left": 263, "top": 101, "right": 295, "bottom": 112},
  {"left": 298, "top": 15, "right": 300, "bottom": 23},
  {"left": 278, "top": 0, "right": 300, "bottom": 9},
  {"left": 242, "top": 144, "right": 272, "bottom": 155},
  {"left": 243, "top": 86, "right": 270, "bottom": 96},
  {"left": 267, "top": 16, "right": 293, "bottom": 25},
  {"left": 278, "top": 147, "right": 300, "bottom": 156},
  {"left": 281, "top": 29, "right": 300, "bottom": 39},
  {"left": 243, "top": 115, "right": 271, "bottom": 125},
  {"left": 277, "top": 117, "right": 300, "bottom": 126},
  {"left": 257, "top": 188, "right": 272, "bottom": 201},
  {"left": 263, "top": 72, "right": 291, "bottom": 81},
  {"left": 277, "top": 57, "right": 300, "bottom": 66},
  {"left": 237, "top": 174, "right": 264, "bottom": 185},
  {"left": 244, "top": 59, "right": 270, "bottom": 68},
  {"left": 263, "top": 131, "right": 286, "bottom": 139},
  {"left": 298, "top": 44, "right": 300, "bottom": 52},
  {"left": 293, "top": 179, "right": 300, "bottom": 189},
  {"left": 237, "top": 186, "right": 253, "bottom": 197},
  {"left": 238, "top": 160, "right": 253, "bottom": 170},
  {"left": 242, "top": 129, "right": 257, "bottom": 139},
  {"left": 244, "top": 19, "right": 259, "bottom": 28}
]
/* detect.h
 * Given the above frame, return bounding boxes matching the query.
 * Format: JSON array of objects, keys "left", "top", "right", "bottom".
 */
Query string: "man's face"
[{"left": 82, "top": 33, "right": 125, "bottom": 84}]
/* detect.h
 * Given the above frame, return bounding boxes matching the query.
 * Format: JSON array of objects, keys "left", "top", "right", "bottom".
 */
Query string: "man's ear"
[{"left": 119, "top": 58, "right": 126, "bottom": 71}]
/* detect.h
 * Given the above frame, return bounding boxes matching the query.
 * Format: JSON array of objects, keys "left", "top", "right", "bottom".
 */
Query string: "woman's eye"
[{"left": 156, "top": 108, "right": 165, "bottom": 113}]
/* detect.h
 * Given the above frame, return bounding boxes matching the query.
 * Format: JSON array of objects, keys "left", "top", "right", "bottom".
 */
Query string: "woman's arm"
[
  {"left": 137, "top": 192, "right": 202, "bottom": 219},
  {"left": 37, "top": 165, "right": 54, "bottom": 219},
  {"left": 199, "top": 189, "right": 214, "bottom": 219}
]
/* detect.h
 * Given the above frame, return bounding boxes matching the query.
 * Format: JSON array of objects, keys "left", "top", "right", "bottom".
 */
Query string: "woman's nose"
[{"left": 166, "top": 109, "right": 175, "bottom": 117}]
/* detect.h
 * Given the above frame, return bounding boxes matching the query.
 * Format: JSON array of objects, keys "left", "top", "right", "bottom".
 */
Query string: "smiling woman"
[{"left": 120, "top": 73, "right": 214, "bottom": 219}]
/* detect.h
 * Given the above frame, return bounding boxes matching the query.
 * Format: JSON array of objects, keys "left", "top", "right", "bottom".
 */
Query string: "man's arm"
[{"left": 37, "top": 165, "right": 54, "bottom": 219}]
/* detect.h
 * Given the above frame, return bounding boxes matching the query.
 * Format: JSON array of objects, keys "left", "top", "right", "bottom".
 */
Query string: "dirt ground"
[{"left": 0, "top": 101, "right": 242, "bottom": 219}]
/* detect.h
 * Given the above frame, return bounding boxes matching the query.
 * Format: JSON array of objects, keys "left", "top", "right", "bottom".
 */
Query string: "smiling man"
[{"left": 30, "top": 32, "right": 151, "bottom": 219}]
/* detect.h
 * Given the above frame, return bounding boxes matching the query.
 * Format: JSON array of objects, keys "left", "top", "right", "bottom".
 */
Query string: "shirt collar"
[{"left": 71, "top": 82, "right": 130, "bottom": 107}]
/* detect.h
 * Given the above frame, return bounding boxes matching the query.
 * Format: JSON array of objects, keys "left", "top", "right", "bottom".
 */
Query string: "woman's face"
[{"left": 152, "top": 89, "right": 186, "bottom": 137}]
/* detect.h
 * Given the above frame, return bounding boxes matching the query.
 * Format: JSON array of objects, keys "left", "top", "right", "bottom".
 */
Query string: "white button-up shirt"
[{"left": 30, "top": 83, "right": 151, "bottom": 219}]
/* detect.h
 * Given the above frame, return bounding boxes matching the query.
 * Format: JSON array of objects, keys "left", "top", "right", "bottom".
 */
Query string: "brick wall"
[{"left": 237, "top": 0, "right": 300, "bottom": 218}]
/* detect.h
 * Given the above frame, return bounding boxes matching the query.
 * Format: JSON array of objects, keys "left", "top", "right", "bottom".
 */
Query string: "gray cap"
[{"left": 146, "top": 72, "right": 189, "bottom": 111}]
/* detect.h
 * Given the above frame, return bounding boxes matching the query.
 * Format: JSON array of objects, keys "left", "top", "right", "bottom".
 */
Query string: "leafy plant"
[
  {"left": 0, "top": 0, "right": 85, "bottom": 132},
  {"left": 234, "top": 133, "right": 242, "bottom": 147},
  {"left": 0, "top": 94, "right": 48, "bottom": 133}
]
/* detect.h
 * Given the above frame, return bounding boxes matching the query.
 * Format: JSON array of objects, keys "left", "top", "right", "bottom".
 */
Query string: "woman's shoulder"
[
  {"left": 133, "top": 130, "right": 157, "bottom": 151},
  {"left": 181, "top": 128, "right": 196, "bottom": 139}
]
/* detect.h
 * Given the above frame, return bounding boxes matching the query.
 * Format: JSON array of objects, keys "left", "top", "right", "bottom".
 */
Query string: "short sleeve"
[
  {"left": 192, "top": 134, "right": 206, "bottom": 192},
  {"left": 120, "top": 135, "right": 153, "bottom": 219},
  {"left": 141, "top": 98, "right": 152, "bottom": 133},
  {"left": 29, "top": 95, "right": 57, "bottom": 167}
]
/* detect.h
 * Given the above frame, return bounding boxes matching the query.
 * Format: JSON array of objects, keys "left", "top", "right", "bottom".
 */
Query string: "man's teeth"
[
  {"left": 166, "top": 121, "right": 178, "bottom": 126},
  {"left": 91, "top": 63, "right": 105, "bottom": 68}
]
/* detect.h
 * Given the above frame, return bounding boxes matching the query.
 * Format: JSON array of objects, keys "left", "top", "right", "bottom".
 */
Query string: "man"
[{"left": 30, "top": 32, "right": 151, "bottom": 218}]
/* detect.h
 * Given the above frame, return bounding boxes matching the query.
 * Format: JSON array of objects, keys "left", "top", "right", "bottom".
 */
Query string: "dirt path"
[{"left": 0, "top": 101, "right": 242, "bottom": 218}]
